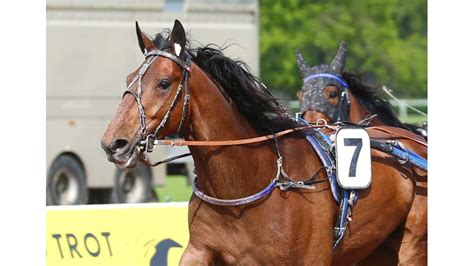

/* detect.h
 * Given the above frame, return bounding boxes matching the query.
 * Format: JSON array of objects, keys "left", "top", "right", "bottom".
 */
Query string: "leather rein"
[
  {"left": 142, "top": 121, "right": 427, "bottom": 167},
  {"left": 152, "top": 123, "right": 428, "bottom": 148}
]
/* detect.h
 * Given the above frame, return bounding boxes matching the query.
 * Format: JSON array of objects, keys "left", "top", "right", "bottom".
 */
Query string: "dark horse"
[
  {"left": 295, "top": 42, "right": 427, "bottom": 138},
  {"left": 296, "top": 43, "right": 427, "bottom": 265},
  {"left": 101, "top": 20, "right": 427, "bottom": 265}
]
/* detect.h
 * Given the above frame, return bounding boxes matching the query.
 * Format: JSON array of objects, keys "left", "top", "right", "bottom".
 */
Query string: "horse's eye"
[
  {"left": 158, "top": 79, "right": 171, "bottom": 90},
  {"left": 329, "top": 91, "right": 338, "bottom": 99}
]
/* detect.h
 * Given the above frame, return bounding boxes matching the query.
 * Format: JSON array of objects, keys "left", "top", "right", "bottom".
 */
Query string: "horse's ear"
[
  {"left": 295, "top": 49, "right": 311, "bottom": 77},
  {"left": 135, "top": 21, "right": 156, "bottom": 54},
  {"left": 296, "top": 90, "right": 304, "bottom": 102},
  {"left": 170, "top": 19, "right": 186, "bottom": 58},
  {"left": 330, "top": 41, "right": 347, "bottom": 73}
]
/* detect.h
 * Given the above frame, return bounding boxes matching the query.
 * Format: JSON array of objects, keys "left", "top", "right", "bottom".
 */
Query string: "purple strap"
[
  {"left": 304, "top": 131, "right": 341, "bottom": 203},
  {"left": 192, "top": 178, "right": 278, "bottom": 206}
]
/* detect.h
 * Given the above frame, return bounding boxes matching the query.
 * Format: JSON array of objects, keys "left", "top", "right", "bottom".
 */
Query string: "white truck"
[{"left": 46, "top": 0, "right": 259, "bottom": 204}]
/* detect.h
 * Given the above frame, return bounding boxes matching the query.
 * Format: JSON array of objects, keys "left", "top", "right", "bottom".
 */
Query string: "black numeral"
[{"left": 344, "top": 138, "right": 363, "bottom": 177}]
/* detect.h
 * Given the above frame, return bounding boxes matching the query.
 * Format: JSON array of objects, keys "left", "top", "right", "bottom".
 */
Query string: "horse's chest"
[{"left": 189, "top": 195, "right": 333, "bottom": 263}]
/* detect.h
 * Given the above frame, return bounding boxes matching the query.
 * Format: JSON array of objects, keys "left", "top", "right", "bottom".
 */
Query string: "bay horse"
[
  {"left": 101, "top": 20, "right": 427, "bottom": 265},
  {"left": 296, "top": 43, "right": 427, "bottom": 265}
]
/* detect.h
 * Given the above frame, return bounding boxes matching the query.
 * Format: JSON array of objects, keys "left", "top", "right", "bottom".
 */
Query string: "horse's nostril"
[{"left": 110, "top": 139, "right": 129, "bottom": 153}]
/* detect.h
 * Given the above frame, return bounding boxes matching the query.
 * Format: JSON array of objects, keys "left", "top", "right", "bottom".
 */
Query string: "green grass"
[
  {"left": 401, "top": 114, "right": 427, "bottom": 124},
  {"left": 154, "top": 175, "right": 193, "bottom": 202}
]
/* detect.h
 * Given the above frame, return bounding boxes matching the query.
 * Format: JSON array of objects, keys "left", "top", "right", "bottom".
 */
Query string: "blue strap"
[
  {"left": 370, "top": 140, "right": 428, "bottom": 171},
  {"left": 333, "top": 190, "right": 350, "bottom": 249},
  {"left": 297, "top": 118, "right": 341, "bottom": 203},
  {"left": 303, "top": 73, "right": 349, "bottom": 88},
  {"left": 392, "top": 146, "right": 428, "bottom": 171},
  {"left": 405, "top": 148, "right": 428, "bottom": 170}
]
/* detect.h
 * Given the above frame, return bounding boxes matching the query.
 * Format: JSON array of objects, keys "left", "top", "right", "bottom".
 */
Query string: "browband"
[
  {"left": 303, "top": 73, "right": 349, "bottom": 88},
  {"left": 145, "top": 49, "right": 191, "bottom": 72}
]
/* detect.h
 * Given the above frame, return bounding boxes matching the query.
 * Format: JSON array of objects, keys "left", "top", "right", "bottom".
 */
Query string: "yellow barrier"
[{"left": 46, "top": 202, "right": 189, "bottom": 266}]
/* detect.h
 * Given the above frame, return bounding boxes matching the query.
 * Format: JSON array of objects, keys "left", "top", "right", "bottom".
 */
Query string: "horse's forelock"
[{"left": 153, "top": 32, "right": 171, "bottom": 50}]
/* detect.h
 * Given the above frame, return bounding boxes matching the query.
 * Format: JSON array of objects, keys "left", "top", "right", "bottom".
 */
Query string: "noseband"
[
  {"left": 122, "top": 49, "right": 191, "bottom": 153},
  {"left": 302, "top": 73, "right": 351, "bottom": 121}
]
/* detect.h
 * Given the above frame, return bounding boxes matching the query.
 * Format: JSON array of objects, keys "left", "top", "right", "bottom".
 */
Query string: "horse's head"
[
  {"left": 101, "top": 20, "right": 191, "bottom": 169},
  {"left": 295, "top": 42, "right": 350, "bottom": 123}
]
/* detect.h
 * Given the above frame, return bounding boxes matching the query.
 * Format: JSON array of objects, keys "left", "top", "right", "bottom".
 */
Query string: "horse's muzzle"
[
  {"left": 101, "top": 138, "right": 139, "bottom": 169},
  {"left": 302, "top": 109, "right": 332, "bottom": 124}
]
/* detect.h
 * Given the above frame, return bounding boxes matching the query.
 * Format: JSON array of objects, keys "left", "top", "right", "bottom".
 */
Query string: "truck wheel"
[
  {"left": 111, "top": 163, "right": 158, "bottom": 203},
  {"left": 47, "top": 154, "right": 88, "bottom": 205}
]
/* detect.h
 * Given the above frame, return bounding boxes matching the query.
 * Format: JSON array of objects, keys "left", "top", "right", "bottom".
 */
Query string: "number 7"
[{"left": 344, "top": 138, "right": 363, "bottom": 177}]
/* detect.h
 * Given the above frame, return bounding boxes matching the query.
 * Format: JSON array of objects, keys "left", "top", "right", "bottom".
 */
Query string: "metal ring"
[{"left": 316, "top": 118, "right": 328, "bottom": 127}]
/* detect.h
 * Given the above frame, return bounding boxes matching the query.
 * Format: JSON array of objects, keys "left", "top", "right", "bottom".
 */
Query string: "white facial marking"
[{"left": 174, "top": 43, "right": 182, "bottom": 56}]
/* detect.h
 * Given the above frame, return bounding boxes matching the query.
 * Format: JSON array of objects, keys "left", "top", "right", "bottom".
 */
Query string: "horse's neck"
[
  {"left": 348, "top": 91, "right": 385, "bottom": 126},
  {"left": 185, "top": 67, "right": 278, "bottom": 198}
]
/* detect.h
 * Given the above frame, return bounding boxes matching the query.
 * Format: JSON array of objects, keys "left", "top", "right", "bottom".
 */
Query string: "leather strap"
[
  {"left": 145, "top": 50, "right": 191, "bottom": 72},
  {"left": 153, "top": 124, "right": 426, "bottom": 147},
  {"left": 154, "top": 124, "right": 335, "bottom": 146},
  {"left": 366, "top": 126, "right": 427, "bottom": 147}
]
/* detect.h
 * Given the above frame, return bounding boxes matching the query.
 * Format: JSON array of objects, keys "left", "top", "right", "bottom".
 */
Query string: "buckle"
[{"left": 145, "top": 134, "right": 157, "bottom": 153}]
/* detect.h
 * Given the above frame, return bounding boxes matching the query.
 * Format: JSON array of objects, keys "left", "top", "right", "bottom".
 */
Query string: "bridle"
[
  {"left": 302, "top": 73, "right": 351, "bottom": 122},
  {"left": 122, "top": 49, "right": 191, "bottom": 154}
]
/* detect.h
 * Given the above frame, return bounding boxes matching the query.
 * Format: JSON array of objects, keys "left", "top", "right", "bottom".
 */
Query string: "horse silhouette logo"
[{"left": 149, "top": 238, "right": 182, "bottom": 266}]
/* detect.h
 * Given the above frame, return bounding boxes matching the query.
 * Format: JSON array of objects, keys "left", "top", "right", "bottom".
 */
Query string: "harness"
[
  {"left": 124, "top": 49, "right": 427, "bottom": 250},
  {"left": 296, "top": 117, "right": 356, "bottom": 248},
  {"left": 190, "top": 125, "right": 338, "bottom": 206},
  {"left": 181, "top": 121, "right": 427, "bottom": 249}
]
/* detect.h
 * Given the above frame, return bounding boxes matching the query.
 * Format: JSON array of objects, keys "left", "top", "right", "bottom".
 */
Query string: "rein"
[
  {"left": 367, "top": 126, "right": 427, "bottom": 147},
  {"left": 150, "top": 124, "right": 427, "bottom": 148},
  {"left": 154, "top": 124, "right": 337, "bottom": 147}
]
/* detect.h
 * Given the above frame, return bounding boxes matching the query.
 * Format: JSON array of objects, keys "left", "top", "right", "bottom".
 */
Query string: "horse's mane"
[
  {"left": 342, "top": 72, "right": 409, "bottom": 129},
  {"left": 153, "top": 32, "right": 297, "bottom": 133},
  {"left": 193, "top": 46, "right": 298, "bottom": 132}
]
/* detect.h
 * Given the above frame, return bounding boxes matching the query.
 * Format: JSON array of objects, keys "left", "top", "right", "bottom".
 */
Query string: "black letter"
[
  {"left": 66, "top": 234, "right": 83, "bottom": 258},
  {"left": 344, "top": 138, "right": 363, "bottom": 177},
  {"left": 51, "top": 234, "right": 64, "bottom": 259},
  {"left": 84, "top": 233, "right": 100, "bottom": 257},
  {"left": 101, "top": 232, "right": 113, "bottom": 256}
]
